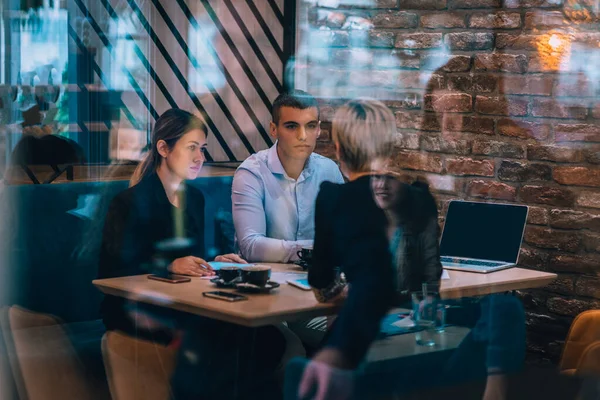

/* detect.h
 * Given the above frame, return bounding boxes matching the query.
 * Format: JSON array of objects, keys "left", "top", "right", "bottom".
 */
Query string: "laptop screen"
[{"left": 440, "top": 201, "right": 528, "bottom": 263}]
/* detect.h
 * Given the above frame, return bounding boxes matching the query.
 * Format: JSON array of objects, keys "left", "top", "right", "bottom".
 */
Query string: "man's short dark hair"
[{"left": 271, "top": 90, "right": 320, "bottom": 124}]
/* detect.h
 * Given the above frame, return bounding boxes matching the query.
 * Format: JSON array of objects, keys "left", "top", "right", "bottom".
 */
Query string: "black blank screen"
[{"left": 440, "top": 201, "right": 528, "bottom": 263}]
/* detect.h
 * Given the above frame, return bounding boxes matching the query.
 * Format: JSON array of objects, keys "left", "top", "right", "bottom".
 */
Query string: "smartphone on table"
[
  {"left": 148, "top": 274, "right": 191, "bottom": 284},
  {"left": 203, "top": 291, "right": 248, "bottom": 302},
  {"left": 287, "top": 278, "right": 311, "bottom": 291}
]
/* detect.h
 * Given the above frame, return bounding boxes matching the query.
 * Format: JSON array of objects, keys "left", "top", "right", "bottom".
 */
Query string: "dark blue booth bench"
[{"left": 0, "top": 176, "right": 235, "bottom": 323}]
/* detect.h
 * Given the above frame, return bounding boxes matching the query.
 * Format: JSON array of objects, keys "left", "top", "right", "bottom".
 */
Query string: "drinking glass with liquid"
[{"left": 412, "top": 290, "right": 444, "bottom": 346}]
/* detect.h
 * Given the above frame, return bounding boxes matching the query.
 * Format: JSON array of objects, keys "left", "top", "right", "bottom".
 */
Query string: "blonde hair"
[{"left": 332, "top": 99, "right": 396, "bottom": 173}]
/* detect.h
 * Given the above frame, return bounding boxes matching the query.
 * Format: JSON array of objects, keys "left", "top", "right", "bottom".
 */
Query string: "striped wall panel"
[{"left": 68, "top": 0, "right": 294, "bottom": 162}]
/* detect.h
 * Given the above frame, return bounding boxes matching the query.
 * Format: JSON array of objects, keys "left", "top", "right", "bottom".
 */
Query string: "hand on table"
[
  {"left": 169, "top": 256, "right": 215, "bottom": 277},
  {"left": 299, "top": 348, "right": 353, "bottom": 400},
  {"left": 214, "top": 253, "right": 248, "bottom": 264},
  {"left": 329, "top": 284, "right": 349, "bottom": 305}
]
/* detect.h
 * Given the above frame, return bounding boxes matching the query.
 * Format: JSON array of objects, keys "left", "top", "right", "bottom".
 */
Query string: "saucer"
[
  {"left": 294, "top": 260, "right": 310, "bottom": 270},
  {"left": 210, "top": 277, "right": 241, "bottom": 288},
  {"left": 234, "top": 281, "right": 280, "bottom": 293}
]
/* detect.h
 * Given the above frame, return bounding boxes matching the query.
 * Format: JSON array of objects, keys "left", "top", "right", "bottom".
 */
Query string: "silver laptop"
[{"left": 440, "top": 201, "right": 528, "bottom": 273}]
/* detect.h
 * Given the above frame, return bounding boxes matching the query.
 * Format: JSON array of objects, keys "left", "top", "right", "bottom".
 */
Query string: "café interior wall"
[
  {"left": 299, "top": 0, "right": 600, "bottom": 364},
  {"left": 2, "top": 0, "right": 599, "bottom": 366}
]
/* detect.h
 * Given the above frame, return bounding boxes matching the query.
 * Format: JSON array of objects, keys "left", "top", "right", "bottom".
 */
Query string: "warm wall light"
[
  {"left": 548, "top": 34, "right": 563, "bottom": 50},
  {"left": 536, "top": 31, "right": 572, "bottom": 71},
  {"left": 532, "top": 1, "right": 599, "bottom": 71}
]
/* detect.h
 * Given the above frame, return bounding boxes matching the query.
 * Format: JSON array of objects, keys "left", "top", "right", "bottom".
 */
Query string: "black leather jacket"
[{"left": 392, "top": 181, "right": 443, "bottom": 298}]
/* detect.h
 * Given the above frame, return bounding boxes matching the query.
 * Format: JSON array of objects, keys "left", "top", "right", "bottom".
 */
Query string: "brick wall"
[{"left": 300, "top": 0, "right": 600, "bottom": 363}]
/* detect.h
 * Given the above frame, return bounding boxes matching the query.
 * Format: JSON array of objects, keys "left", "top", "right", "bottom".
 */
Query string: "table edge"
[{"left": 93, "top": 280, "right": 340, "bottom": 327}]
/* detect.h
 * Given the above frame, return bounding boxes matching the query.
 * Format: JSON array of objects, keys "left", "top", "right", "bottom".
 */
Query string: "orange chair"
[
  {"left": 559, "top": 310, "right": 600, "bottom": 376},
  {"left": 102, "top": 330, "right": 177, "bottom": 400},
  {"left": 0, "top": 307, "right": 18, "bottom": 400},
  {"left": 1, "top": 306, "right": 109, "bottom": 400},
  {"left": 576, "top": 341, "right": 600, "bottom": 377}
]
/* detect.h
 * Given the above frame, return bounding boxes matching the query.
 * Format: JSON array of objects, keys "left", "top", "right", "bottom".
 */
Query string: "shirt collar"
[
  {"left": 267, "top": 142, "right": 285, "bottom": 175},
  {"left": 266, "top": 142, "right": 315, "bottom": 181}
]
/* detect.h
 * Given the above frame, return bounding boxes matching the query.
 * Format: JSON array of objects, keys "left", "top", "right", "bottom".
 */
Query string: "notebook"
[{"left": 207, "top": 262, "right": 254, "bottom": 270}]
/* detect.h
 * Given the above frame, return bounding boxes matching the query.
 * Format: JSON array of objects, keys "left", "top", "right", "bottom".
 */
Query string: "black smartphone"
[
  {"left": 203, "top": 291, "right": 248, "bottom": 302},
  {"left": 148, "top": 274, "right": 191, "bottom": 284}
]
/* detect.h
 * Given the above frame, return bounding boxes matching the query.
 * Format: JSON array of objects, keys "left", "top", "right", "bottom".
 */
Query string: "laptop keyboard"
[{"left": 440, "top": 257, "right": 506, "bottom": 267}]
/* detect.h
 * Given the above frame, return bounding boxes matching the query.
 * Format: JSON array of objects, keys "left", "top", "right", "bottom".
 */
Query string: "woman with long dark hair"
[
  {"left": 98, "top": 109, "right": 286, "bottom": 399},
  {"left": 98, "top": 108, "right": 245, "bottom": 338},
  {"left": 370, "top": 170, "right": 442, "bottom": 299}
]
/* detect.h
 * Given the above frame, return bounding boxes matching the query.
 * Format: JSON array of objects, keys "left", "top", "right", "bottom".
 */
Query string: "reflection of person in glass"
[{"left": 417, "top": 59, "right": 526, "bottom": 400}]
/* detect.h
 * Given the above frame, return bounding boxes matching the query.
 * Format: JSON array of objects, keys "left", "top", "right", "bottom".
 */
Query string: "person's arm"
[
  {"left": 232, "top": 168, "right": 312, "bottom": 263},
  {"left": 308, "top": 183, "right": 345, "bottom": 303},
  {"left": 323, "top": 236, "right": 395, "bottom": 368},
  {"left": 315, "top": 185, "right": 394, "bottom": 367},
  {"left": 478, "top": 295, "right": 525, "bottom": 400},
  {"left": 420, "top": 215, "right": 443, "bottom": 287},
  {"left": 484, "top": 295, "right": 526, "bottom": 375},
  {"left": 98, "top": 195, "right": 146, "bottom": 279},
  {"left": 310, "top": 181, "right": 394, "bottom": 367},
  {"left": 409, "top": 183, "right": 442, "bottom": 289},
  {"left": 196, "top": 190, "right": 206, "bottom": 257}
]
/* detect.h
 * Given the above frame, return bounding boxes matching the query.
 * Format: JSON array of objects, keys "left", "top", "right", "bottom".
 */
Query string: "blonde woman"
[
  {"left": 299, "top": 100, "right": 523, "bottom": 400},
  {"left": 305, "top": 99, "right": 397, "bottom": 373}
]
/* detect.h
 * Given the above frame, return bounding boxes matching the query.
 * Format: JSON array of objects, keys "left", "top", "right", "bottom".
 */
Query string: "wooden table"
[
  {"left": 93, "top": 264, "right": 556, "bottom": 328},
  {"left": 440, "top": 267, "right": 556, "bottom": 299},
  {"left": 94, "top": 264, "right": 335, "bottom": 327}
]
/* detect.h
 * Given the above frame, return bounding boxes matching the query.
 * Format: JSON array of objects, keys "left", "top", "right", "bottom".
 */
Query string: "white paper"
[
  {"left": 392, "top": 316, "right": 415, "bottom": 328},
  {"left": 270, "top": 272, "right": 307, "bottom": 284},
  {"left": 442, "top": 270, "right": 450, "bottom": 280}
]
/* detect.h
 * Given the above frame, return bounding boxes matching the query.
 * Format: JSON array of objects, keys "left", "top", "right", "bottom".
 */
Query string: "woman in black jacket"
[
  {"left": 98, "top": 108, "right": 244, "bottom": 339},
  {"left": 306, "top": 100, "right": 442, "bottom": 372},
  {"left": 305, "top": 99, "right": 397, "bottom": 374},
  {"left": 99, "top": 109, "right": 285, "bottom": 399},
  {"left": 299, "top": 102, "right": 523, "bottom": 399},
  {"left": 371, "top": 172, "right": 442, "bottom": 300}
]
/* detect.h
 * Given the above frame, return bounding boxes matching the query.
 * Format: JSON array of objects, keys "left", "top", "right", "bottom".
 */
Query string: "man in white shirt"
[{"left": 232, "top": 90, "right": 344, "bottom": 263}]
